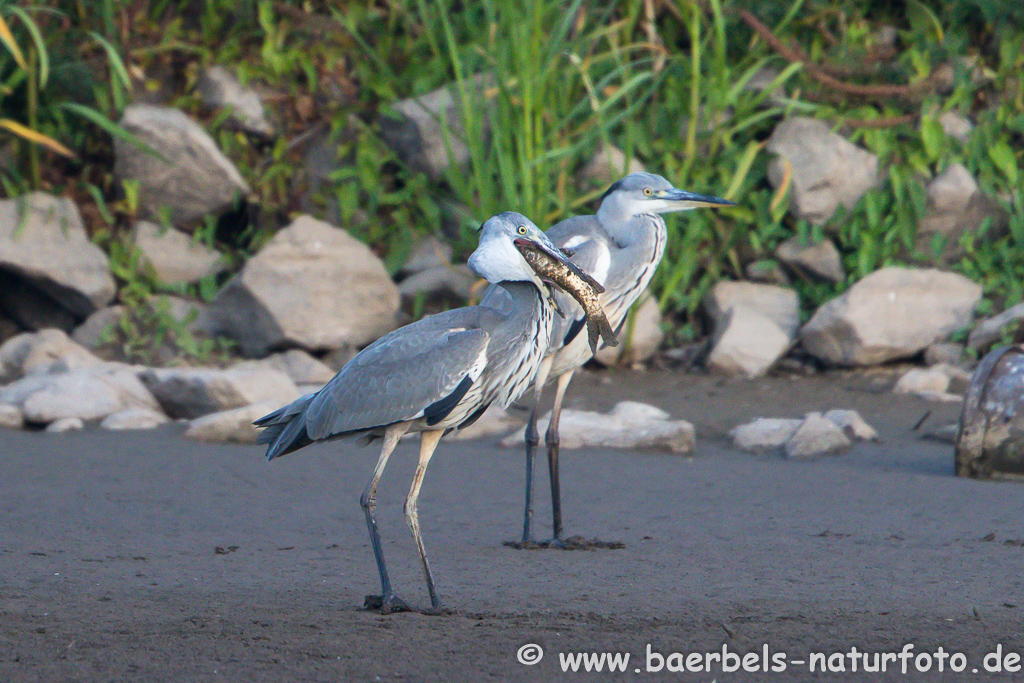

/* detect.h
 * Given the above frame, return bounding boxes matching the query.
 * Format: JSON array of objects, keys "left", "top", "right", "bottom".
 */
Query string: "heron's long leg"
[
  {"left": 360, "top": 422, "right": 410, "bottom": 613},
  {"left": 405, "top": 429, "right": 445, "bottom": 610},
  {"left": 521, "top": 355, "right": 552, "bottom": 545},
  {"left": 546, "top": 370, "right": 574, "bottom": 541}
]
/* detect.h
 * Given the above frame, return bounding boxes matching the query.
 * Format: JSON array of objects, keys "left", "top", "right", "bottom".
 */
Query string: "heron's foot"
[
  {"left": 363, "top": 593, "right": 413, "bottom": 614},
  {"left": 509, "top": 535, "right": 626, "bottom": 551},
  {"left": 421, "top": 602, "right": 456, "bottom": 616}
]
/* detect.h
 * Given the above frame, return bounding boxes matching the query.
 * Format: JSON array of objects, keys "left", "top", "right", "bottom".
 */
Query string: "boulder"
[
  {"left": 115, "top": 104, "right": 249, "bottom": 224},
  {"left": 729, "top": 418, "right": 803, "bottom": 450},
  {"left": 767, "top": 117, "right": 881, "bottom": 225},
  {"left": 0, "top": 403, "right": 23, "bottom": 429},
  {"left": 100, "top": 407, "right": 169, "bottom": 431},
  {"left": 800, "top": 267, "right": 982, "bottom": 366},
  {"left": 71, "top": 305, "right": 126, "bottom": 349},
  {"left": 377, "top": 73, "right": 493, "bottom": 178},
  {"left": 129, "top": 221, "right": 225, "bottom": 285},
  {"left": 893, "top": 364, "right": 969, "bottom": 403},
  {"left": 0, "top": 328, "right": 103, "bottom": 383},
  {"left": 775, "top": 236, "right": 845, "bottom": 283},
  {"left": 196, "top": 65, "right": 275, "bottom": 136},
  {"left": 579, "top": 144, "right": 646, "bottom": 187},
  {"left": 501, "top": 401, "right": 695, "bottom": 453},
  {"left": 0, "top": 363, "right": 160, "bottom": 424},
  {"left": 784, "top": 412, "right": 851, "bottom": 459},
  {"left": 594, "top": 295, "right": 664, "bottom": 366},
  {"left": 232, "top": 349, "right": 336, "bottom": 386},
  {"left": 46, "top": 417, "right": 84, "bottom": 433},
  {"left": 185, "top": 402, "right": 274, "bottom": 444},
  {"left": 822, "top": 409, "right": 879, "bottom": 441},
  {"left": 211, "top": 216, "right": 400, "bottom": 356},
  {"left": 706, "top": 306, "right": 791, "bottom": 377},
  {"left": 0, "top": 193, "right": 116, "bottom": 328},
  {"left": 140, "top": 367, "right": 299, "bottom": 420},
  {"left": 916, "top": 163, "right": 1009, "bottom": 263},
  {"left": 704, "top": 281, "right": 800, "bottom": 337}
]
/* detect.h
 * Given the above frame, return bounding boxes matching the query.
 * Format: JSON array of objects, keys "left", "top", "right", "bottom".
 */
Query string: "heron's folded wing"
[{"left": 304, "top": 327, "right": 489, "bottom": 440}]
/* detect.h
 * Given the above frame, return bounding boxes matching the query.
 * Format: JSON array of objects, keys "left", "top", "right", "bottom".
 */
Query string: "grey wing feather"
[{"left": 304, "top": 323, "right": 489, "bottom": 440}]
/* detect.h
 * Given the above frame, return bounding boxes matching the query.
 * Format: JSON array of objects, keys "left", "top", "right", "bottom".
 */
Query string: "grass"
[{"left": 0, "top": 0, "right": 1022, "bottom": 353}]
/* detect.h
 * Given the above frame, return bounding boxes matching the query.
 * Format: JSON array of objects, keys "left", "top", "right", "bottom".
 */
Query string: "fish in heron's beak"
[{"left": 513, "top": 237, "right": 618, "bottom": 355}]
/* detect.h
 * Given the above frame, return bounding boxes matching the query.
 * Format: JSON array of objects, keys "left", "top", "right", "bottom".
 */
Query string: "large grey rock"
[
  {"left": 0, "top": 363, "right": 160, "bottom": 424},
  {"left": 196, "top": 65, "right": 275, "bottom": 136},
  {"left": 916, "top": 163, "right": 1009, "bottom": 262},
  {"left": 579, "top": 144, "right": 646, "bottom": 187},
  {"left": 378, "top": 73, "right": 493, "bottom": 179},
  {"left": 0, "top": 193, "right": 116, "bottom": 327},
  {"left": 704, "top": 281, "right": 800, "bottom": 337},
  {"left": 232, "top": 349, "right": 336, "bottom": 386},
  {"left": 129, "top": 221, "right": 225, "bottom": 285},
  {"left": 71, "top": 305, "right": 126, "bottom": 349},
  {"left": 767, "top": 117, "right": 881, "bottom": 225},
  {"left": 822, "top": 409, "right": 879, "bottom": 441},
  {"left": 893, "top": 364, "right": 969, "bottom": 403},
  {"left": 784, "top": 412, "right": 851, "bottom": 459},
  {"left": 185, "top": 402, "right": 274, "bottom": 444},
  {"left": 706, "top": 306, "right": 791, "bottom": 377},
  {"left": 800, "top": 267, "right": 982, "bottom": 366},
  {"left": 731, "top": 410, "right": 877, "bottom": 451},
  {"left": 968, "top": 303, "right": 1024, "bottom": 351},
  {"left": 0, "top": 328, "right": 103, "bottom": 383},
  {"left": 115, "top": 104, "right": 249, "bottom": 224},
  {"left": 100, "top": 407, "right": 169, "bottom": 430},
  {"left": 502, "top": 401, "right": 695, "bottom": 453},
  {"left": 729, "top": 417, "right": 802, "bottom": 450},
  {"left": 140, "top": 367, "right": 299, "bottom": 420},
  {"left": 211, "top": 216, "right": 400, "bottom": 356},
  {"left": 594, "top": 294, "right": 664, "bottom": 366},
  {"left": 775, "top": 236, "right": 845, "bottom": 283}
]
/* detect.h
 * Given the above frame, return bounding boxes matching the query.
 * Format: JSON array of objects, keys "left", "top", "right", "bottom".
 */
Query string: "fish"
[{"left": 514, "top": 240, "right": 619, "bottom": 355}]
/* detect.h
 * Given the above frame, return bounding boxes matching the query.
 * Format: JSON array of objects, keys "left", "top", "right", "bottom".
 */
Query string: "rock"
[
  {"left": 0, "top": 328, "right": 103, "bottom": 383},
  {"left": 800, "top": 267, "right": 982, "bottom": 366},
  {"left": 211, "top": 215, "right": 400, "bottom": 356},
  {"left": 916, "top": 164, "right": 1010, "bottom": 262},
  {"left": 71, "top": 305, "right": 126, "bottom": 349},
  {"left": 0, "top": 403, "right": 23, "bottom": 429},
  {"left": 729, "top": 417, "right": 803, "bottom": 450},
  {"left": 767, "top": 117, "right": 881, "bottom": 225},
  {"left": 129, "top": 221, "right": 225, "bottom": 285},
  {"left": 397, "top": 265, "right": 477, "bottom": 301},
  {"left": 893, "top": 364, "right": 967, "bottom": 402},
  {"left": 185, "top": 402, "right": 275, "bottom": 444},
  {"left": 100, "top": 407, "right": 169, "bottom": 430},
  {"left": 46, "top": 417, "right": 84, "bottom": 433},
  {"left": 706, "top": 306, "right": 791, "bottom": 377},
  {"left": 377, "top": 73, "right": 493, "bottom": 178},
  {"left": 594, "top": 295, "right": 664, "bottom": 366},
  {"left": 938, "top": 111, "right": 973, "bottom": 143},
  {"left": 0, "top": 193, "right": 116, "bottom": 328},
  {"left": 400, "top": 236, "right": 453, "bottom": 276},
  {"left": 115, "top": 104, "right": 250, "bottom": 224},
  {"left": 579, "top": 144, "right": 646, "bottom": 187},
  {"left": 449, "top": 404, "right": 522, "bottom": 441},
  {"left": 704, "top": 281, "right": 800, "bottom": 337},
  {"left": 501, "top": 401, "right": 695, "bottom": 453},
  {"left": 968, "top": 302, "right": 1024, "bottom": 351},
  {"left": 744, "top": 259, "right": 790, "bottom": 286},
  {"left": 924, "top": 342, "right": 965, "bottom": 366},
  {"left": 775, "top": 236, "right": 845, "bottom": 283},
  {"left": 0, "top": 363, "right": 160, "bottom": 424},
  {"left": 822, "top": 409, "right": 879, "bottom": 441},
  {"left": 784, "top": 412, "right": 851, "bottom": 459},
  {"left": 140, "top": 367, "right": 299, "bottom": 420},
  {"left": 147, "top": 295, "right": 220, "bottom": 337},
  {"left": 196, "top": 65, "right": 275, "bottom": 136},
  {"left": 232, "top": 349, "right": 336, "bottom": 386}
]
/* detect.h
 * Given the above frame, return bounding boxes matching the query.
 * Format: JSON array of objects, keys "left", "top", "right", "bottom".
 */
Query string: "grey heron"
[
  {"left": 496, "top": 173, "right": 734, "bottom": 546},
  {"left": 254, "top": 212, "right": 584, "bottom": 613}
]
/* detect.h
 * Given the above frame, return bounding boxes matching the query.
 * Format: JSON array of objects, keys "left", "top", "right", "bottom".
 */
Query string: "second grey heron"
[
  {"left": 498, "top": 173, "right": 734, "bottom": 546},
  {"left": 254, "top": 212, "right": 583, "bottom": 613}
]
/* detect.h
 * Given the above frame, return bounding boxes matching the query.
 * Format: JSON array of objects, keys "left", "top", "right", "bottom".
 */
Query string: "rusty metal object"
[{"left": 956, "top": 344, "right": 1024, "bottom": 480}]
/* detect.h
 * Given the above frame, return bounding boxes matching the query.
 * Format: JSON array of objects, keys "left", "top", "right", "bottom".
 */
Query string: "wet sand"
[{"left": 2, "top": 370, "right": 1022, "bottom": 681}]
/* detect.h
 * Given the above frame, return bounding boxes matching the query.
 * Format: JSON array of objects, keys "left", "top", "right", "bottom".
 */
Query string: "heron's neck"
[
  {"left": 496, "top": 281, "right": 546, "bottom": 319},
  {"left": 600, "top": 212, "right": 666, "bottom": 251}
]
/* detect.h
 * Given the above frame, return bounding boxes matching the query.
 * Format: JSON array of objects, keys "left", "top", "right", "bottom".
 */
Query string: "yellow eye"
[
  {"left": 643, "top": 188, "right": 653, "bottom": 196},
  {"left": 517, "top": 225, "right": 528, "bottom": 235}
]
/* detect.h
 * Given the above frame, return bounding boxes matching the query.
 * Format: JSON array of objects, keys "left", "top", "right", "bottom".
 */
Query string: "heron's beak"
[
  {"left": 655, "top": 188, "right": 735, "bottom": 209},
  {"left": 514, "top": 236, "right": 595, "bottom": 284}
]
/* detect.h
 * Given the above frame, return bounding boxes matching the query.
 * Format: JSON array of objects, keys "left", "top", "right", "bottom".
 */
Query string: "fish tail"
[
  {"left": 597, "top": 314, "right": 619, "bottom": 348},
  {"left": 587, "top": 319, "right": 601, "bottom": 355},
  {"left": 586, "top": 314, "right": 619, "bottom": 355}
]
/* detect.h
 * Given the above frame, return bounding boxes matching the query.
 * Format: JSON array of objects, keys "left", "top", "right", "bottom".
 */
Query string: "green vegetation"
[{"left": 1, "top": 0, "right": 1022, "bottom": 346}]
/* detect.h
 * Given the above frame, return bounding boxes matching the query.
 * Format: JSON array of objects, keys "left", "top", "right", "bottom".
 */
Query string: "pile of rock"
[{"left": 730, "top": 410, "right": 878, "bottom": 459}]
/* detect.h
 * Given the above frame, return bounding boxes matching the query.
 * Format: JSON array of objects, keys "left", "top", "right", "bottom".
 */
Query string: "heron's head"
[
  {"left": 597, "top": 172, "right": 734, "bottom": 223},
  {"left": 469, "top": 211, "right": 572, "bottom": 287}
]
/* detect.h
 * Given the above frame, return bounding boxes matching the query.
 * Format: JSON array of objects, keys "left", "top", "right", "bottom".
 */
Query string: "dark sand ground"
[{"left": 2, "top": 369, "right": 1023, "bottom": 681}]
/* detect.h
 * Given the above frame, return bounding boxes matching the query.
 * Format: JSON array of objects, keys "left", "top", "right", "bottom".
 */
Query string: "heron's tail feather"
[{"left": 255, "top": 393, "right": 316, "bottom": 461}]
